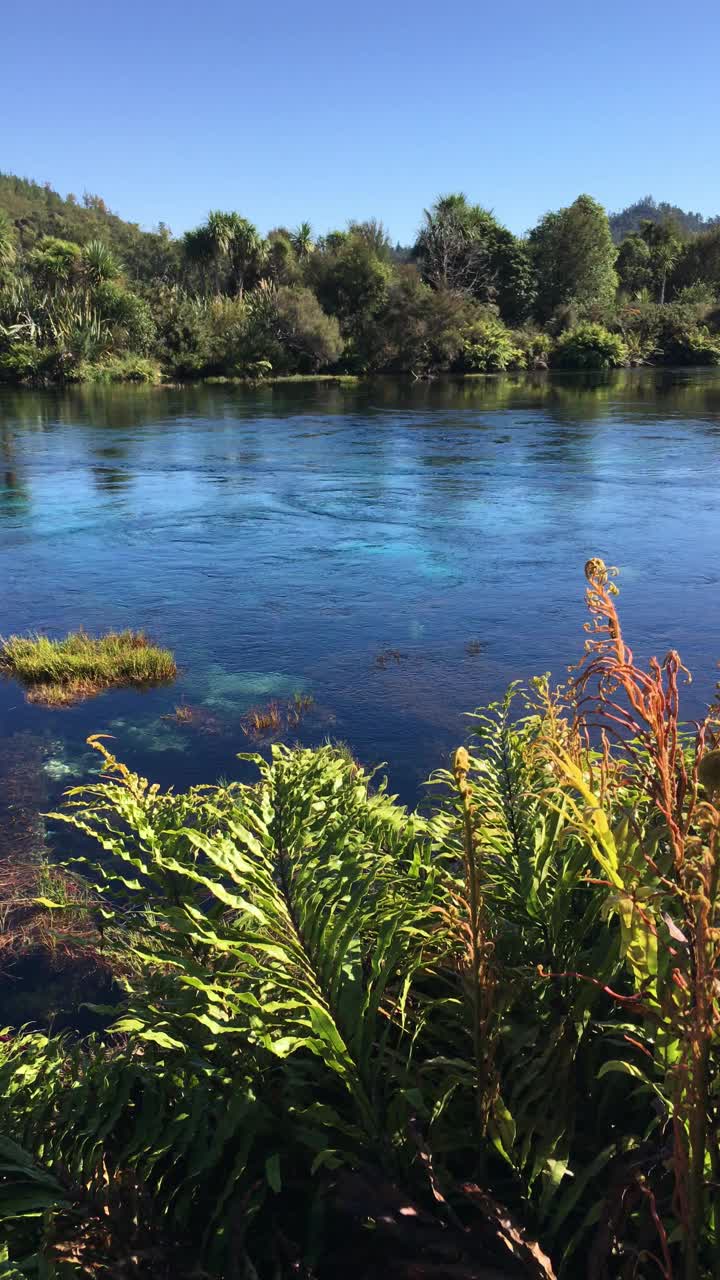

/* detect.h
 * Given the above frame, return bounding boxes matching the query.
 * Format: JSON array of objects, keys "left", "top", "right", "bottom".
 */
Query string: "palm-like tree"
[
  {"left": 81, "top": 240, "right": 121, "bottom": 288},
  {"left": 640, "top": 218, "right": 681, "bottom": 304},
  {"left": 27, "top": 236, "right": 82, "bottom": 293},
  {"left": 291, "top": 221, "right": 314, "bottom": 261},
  {"left": 183, "top": 211, "right": 264, "bottom": 295}
]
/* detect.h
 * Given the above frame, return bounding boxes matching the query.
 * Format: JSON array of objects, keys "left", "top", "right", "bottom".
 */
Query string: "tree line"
[{"left": 1, "top": 173, "right": 720, "bottom": 384}]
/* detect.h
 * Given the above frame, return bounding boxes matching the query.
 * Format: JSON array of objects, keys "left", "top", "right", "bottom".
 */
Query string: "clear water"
[{"left": 2, "top": 368, "right": 720, "bottom": 854}]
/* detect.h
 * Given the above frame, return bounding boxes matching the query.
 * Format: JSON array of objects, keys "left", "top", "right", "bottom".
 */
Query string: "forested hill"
[
  {"left": 0, "top": 173, "right": 178, "bottom": 281},
  {"left": 609, "top": 196, "right": 720, "bottom": 242}
]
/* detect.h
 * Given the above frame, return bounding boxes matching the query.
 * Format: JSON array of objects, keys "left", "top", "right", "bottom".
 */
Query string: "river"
[{"left": 1, "top": 368, "right": 719, "bottom": 855}]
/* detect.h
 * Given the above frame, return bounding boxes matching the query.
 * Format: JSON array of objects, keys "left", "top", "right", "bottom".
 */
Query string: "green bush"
[
  {"left": 553, "top": 321, "right": 628, "bottom": 369},
  {"left": 94, "top": 281, "right": 156, "bottom": 353},
  {"left": 0, "top": 340, "right": 63, "bottom": 384},
  {"left": 620, "top": 302, "right": 720, "bottom": 366},
  {"left": 673, "top": 281, "right": 718, "bottom": 307},
  {"left": 242, "top": 285, "right": 342, "bottom": 374},
  {"left": 515, "top": 328, "right": 552, "bottom": 368},
  {"left": 71, "top": 353, "right": 162, "bottom": 384},
  {"left": 665, "top": 324, "right": 720, "bottom": 365},
  {"left": 460, "top": 317, "right": 525, "bottom": 371},
  {"left": 150, "top": 284, "right": 215, "bottom": 377}
]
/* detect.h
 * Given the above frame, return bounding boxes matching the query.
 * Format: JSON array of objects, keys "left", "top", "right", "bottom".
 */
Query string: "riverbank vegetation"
[
  {"left": 0, "top": 629, "right": 177, "bottom": 705},
  {"left": 1, "top": 174, "right": 720, "bottom": 384},
  {"left": 2, "top": 560, "right": 720, "bottom": 1277}
]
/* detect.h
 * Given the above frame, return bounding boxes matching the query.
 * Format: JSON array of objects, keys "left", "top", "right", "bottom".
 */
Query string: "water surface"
[{"left": 1, "top": 369, "right": 720, "bottom": 850}]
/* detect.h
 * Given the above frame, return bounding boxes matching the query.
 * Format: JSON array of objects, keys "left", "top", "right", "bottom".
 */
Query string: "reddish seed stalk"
[{"left": 570, "top": 559, "right": 718, "bottom": 1280}]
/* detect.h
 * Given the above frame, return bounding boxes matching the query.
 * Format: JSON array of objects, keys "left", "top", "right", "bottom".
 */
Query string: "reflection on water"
[{"left": 1, "top": 368, "right": 720, "bottom": 822}]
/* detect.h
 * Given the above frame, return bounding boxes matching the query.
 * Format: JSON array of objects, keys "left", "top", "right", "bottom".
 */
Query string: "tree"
[
  {"left": 372, "top": 266, "right": 475, "bottom": 373},
  {"left": 246, "top": 284, "right": 342, "bottom": 373},
  {"left": 414, "top": 194, "right": 494, "bottom": 296},
  {"left": 616, "top": 234, "right": 653, "bottom": 297},
  {"left": 182, "top": 211, "right": 265, "bottom": 296},
  {"left": 290, "top": 221, "right": 314, "bottom": 261},
  {"left": 308, "top": 229, "right": 390, "bottom": 336},
  {"left": 639, "top": 218, "right": 681, "bottom": 304},
  {"left": 672, "top": 226, "right": 720, "bottom": 298},
  {"left": 530, "top": 195, "right": 618, "bottom": 320},
  {"left": 264, "top": 230, "right": 300, "bottom": 286},
  {"left": 81, "top": 240, "right": 122, "bottom": 287},
  {"left": 27, "top": 236, "right": 82, "bottom": 291},
  {"left": 414, "top": 194, "right": 536, "bottom": 323},
  {"left": 347, "top": 219, "right": 392, "bottom": 259}
]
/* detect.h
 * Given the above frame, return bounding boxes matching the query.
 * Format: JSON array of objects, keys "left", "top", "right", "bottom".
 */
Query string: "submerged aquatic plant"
[
  {"left": 242, "top": 692, "right": 316, "bottom": 737},
  {"left": 162, "top": 702, "right": 221, "bottom": 733},
  {"left": 241, "top": 699, "right": 284, "bottom": 736},
  {"left": 0, "top": 629, "right": 177, "bottom": 705},
  {"left": 286, "top": 691, "right": 315, "bottom": 725},
  {"left": 373, "top": 648, "right": 408, "bottom": 669}
]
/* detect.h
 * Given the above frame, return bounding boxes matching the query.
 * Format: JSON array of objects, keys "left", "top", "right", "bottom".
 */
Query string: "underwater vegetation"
[
  {"left": 373, "top": 648, "right": 408, "bottom": 669},
  {"left": 0, "top": 629, "right": 177, "bottom": 705},
  {"left": 241, "top": 693, "right": 316, "bottom": 738},
  {"left": 162, "top": 703, "right": 223, "bottom": 734}
]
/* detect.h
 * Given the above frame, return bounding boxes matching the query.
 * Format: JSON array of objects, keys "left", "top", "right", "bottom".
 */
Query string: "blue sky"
[{"left": 5, "top": 0, "right": 719, "bottom": 243}]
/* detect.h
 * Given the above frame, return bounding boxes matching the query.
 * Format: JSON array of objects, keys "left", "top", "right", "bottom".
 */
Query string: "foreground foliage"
[
  {"left": 0, "top": 629, "right": 177, "bottom": 705},
  {"left": 1, "top": 562, "right": 720, "bottom": 1277}
]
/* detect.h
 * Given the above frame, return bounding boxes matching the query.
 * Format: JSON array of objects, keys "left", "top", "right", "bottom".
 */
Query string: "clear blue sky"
[{"left": 5, "top": 0, "right": 719, "bottom": 243}]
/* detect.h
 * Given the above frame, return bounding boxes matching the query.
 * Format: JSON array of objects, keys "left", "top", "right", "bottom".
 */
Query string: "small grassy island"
[{"left": 0, "top": 628, "right": 177, "bottom": 705}]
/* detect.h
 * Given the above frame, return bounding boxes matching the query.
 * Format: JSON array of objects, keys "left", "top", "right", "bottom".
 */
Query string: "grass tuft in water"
[
  {"left": 242, "top": 693, "right": 316, "bottom": 738},
  {"left": 0, "top": 629, "right": 177, "bottom": 706},
  {"left": 242, "top": 700, "right": 284, "bottom": 736}
]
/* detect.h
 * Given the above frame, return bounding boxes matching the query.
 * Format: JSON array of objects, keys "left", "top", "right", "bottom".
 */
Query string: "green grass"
[{"left": 0, "top": 629, "right": 177, "bottom": 705}]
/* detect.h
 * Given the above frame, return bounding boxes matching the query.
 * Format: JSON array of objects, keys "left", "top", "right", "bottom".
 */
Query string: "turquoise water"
[{"left": 2, "top": 368, "right": 720, "bottom": 853}]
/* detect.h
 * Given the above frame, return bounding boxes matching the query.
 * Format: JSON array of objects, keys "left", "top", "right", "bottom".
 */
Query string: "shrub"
[
  {"left": 515, "top": 328, "right": 552, "bottom": 368},
  {"left": 674, "top": 281, "right": 718, "bottom": 307},
  {"left": 620, "top": 302, "right": 720, "bottom": 366},
  {"left": 149, "top": 284, "right": 215, "bottom": 377},
  {"left": 372, "top": 269, "right": 474, "bottom": 374},
  {"left": 662, "top": 323, "right": 720, "bottom": 365},
  {"left": 72, "top": 354, "right": 162, "bottom": 384},
  {"left": 94, "top": 281, "right": 156, "bottom": 353},
  {"left": 244, "top": 285, "right": 342, "bottom": 373},
  {"left": 553, "top": 321, "right": 628, "bottom": 369},
  {"left": 460, "top": 317, "right": 525, "bottom": 371},
  {"left": 0, "top": 339, "right": 44, "bottom": 382}
]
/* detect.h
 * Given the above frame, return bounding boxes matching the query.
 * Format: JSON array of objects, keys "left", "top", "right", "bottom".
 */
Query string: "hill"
[
  {"left": 0, "top": 172, "right": 178, "bottom": 281},
  {"left": 609, "top": 195, "right": 720, "bottom": 242}
]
